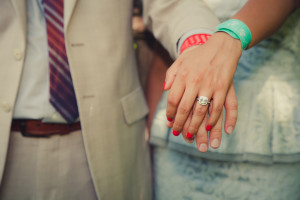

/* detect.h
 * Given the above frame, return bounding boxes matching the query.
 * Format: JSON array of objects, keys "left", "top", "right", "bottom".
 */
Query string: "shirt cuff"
[{"left": 177, "top": 28, "right": 214, "bottom": 55}]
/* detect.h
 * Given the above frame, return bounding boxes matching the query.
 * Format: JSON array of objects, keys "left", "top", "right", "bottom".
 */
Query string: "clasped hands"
[{"left": 164, "top": 32, "right": 242, "bottom": 152}]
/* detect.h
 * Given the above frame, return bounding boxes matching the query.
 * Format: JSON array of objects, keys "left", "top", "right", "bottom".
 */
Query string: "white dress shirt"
[{"left": 13, "top": 0, "right": 71, "bottom": 123}]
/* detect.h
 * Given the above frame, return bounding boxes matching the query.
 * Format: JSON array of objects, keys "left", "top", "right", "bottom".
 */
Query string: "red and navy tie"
[{"left": 44, "top": 0, "right": 79, "bottom": 123}]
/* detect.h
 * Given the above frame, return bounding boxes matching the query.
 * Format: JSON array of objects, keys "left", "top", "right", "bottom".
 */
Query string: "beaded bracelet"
[{"left": 216, "top": 19, "right": 252, "bottom": 50}]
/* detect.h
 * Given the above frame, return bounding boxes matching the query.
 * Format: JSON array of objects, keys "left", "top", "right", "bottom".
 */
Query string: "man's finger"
[{"left": 224, "top": 82, "right": 238, "bottom": 134}]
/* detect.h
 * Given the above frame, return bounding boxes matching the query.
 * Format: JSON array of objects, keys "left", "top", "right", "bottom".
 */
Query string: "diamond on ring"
[{"left": 196, "top": 96, "right": 210, "bottom": 106}]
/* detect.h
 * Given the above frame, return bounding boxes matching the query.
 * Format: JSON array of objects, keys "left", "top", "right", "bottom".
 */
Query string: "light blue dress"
[{"left": 151, "top": 2, "right": 300, "bottom": 199}]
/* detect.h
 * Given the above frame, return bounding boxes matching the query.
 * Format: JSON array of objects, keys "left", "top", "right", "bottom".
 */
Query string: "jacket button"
[
  {"left": 1, "top": 102, "right": 11, "bottom": 113},
  {"left": 13, "top": 49, "right": 23, "bottom": 61}
]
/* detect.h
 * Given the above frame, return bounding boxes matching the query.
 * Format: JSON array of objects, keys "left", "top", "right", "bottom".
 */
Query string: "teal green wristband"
[{"left": 216, "top": 19, "right": 252, "bottom": 50}]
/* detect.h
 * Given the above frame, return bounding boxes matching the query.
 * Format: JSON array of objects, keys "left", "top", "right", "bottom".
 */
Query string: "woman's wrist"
[
  {"left": 216, "top": 19, "right": 252, "bottom": 50},
  {"left": 211, "top": 32, "right": 243, "bottom": 55}
]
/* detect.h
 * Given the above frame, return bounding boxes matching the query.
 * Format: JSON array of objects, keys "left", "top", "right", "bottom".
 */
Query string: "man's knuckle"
[
  {"left": 211, "top": 128, "right": 222, "bottom": 135},
  {"left": 228, "top": 116, "right": 238, "bottom": 123},
  {"left": 213, "top": 104, "right": 223, "bottom": 113},
  {"left": 228, "top": 101, "right": 238, "bottom": 110}
]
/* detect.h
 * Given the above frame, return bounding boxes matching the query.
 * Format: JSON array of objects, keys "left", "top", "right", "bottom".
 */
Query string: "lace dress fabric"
[
  {"left": 153, "top": 147, "right": 300, "bottom": 200},
  {"left": 151, "top": 1, "right": 300, "bottom": 199}
]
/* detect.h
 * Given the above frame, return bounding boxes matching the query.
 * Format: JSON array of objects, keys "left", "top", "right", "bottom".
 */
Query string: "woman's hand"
[{"left": 164, "top": 32, "right": 242, "bottom": 145}]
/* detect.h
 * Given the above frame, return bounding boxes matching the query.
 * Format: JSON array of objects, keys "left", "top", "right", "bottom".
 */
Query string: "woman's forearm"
[{"left": 232, "top": 0, "right": 300, "bottom": 48}]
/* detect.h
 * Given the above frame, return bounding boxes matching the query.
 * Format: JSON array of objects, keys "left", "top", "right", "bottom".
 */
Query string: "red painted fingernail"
[
  {"left": 167, "top": 117, "right": 173, "bottom": 122},
  {"left": 206, "top": 125, "right": 212, "bottom": 131},
  {"left": 172, "top": 130, "right": 180, "bottom": 136},
  {"left": 163, "top": 82, "right": 166, "bottom": 90},
  {"left": 186, "top": 132, "right": 194, "bottom": 139}
]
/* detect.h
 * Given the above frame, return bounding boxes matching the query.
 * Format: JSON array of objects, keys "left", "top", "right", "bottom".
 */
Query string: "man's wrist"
[
  {"left": 177, "top": 28, "right": 214, "bottom": 55},
  {"left": 180, "top": 33, "right": 211, "bottom": 54}
]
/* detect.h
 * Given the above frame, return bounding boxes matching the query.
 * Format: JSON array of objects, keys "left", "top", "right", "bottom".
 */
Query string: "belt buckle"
[{"left": 19, "top": 120, "right": 49, "bottom": 138}]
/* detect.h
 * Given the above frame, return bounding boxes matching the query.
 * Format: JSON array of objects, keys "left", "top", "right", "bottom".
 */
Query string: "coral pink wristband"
[{"left": 180, "top": 34, "right": 211, "bottom": 54}]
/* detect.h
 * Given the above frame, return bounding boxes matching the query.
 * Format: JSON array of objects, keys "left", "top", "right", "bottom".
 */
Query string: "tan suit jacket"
[{"left": 0, "top": 0, "right": 219, "bottom": 199}]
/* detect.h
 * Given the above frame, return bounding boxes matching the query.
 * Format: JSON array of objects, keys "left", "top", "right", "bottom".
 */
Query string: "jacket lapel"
[
  {"left": 64, "top": 0, "right": 78, "bottom": 32},
  {"left": 11, "top": 0, "right": 27, "bottom": 39}
]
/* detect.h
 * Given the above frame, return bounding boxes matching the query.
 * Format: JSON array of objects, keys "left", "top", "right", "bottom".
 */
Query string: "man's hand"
[{"left": 167, "top": 82, "right": 237, "bottom": 151}]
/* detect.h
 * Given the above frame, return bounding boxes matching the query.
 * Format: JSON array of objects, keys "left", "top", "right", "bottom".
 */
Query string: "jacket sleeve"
[{"left": 143, "top": 0, "right": 220, "bottom": 59}]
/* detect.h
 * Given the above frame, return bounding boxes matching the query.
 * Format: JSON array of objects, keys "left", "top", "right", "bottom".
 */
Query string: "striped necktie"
[{"left": 43, "top": 0, "right": 79, "bottom": 123}]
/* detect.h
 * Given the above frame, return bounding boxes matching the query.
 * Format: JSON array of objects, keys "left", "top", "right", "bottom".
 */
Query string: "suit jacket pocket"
[{"left": 121, "top": 87, "right": 149, "bottom": 125}]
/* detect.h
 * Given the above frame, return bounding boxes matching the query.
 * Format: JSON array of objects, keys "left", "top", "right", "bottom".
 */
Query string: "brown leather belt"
[{"left": 11, "top": 119, "right": 81, "bottom": 137}]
